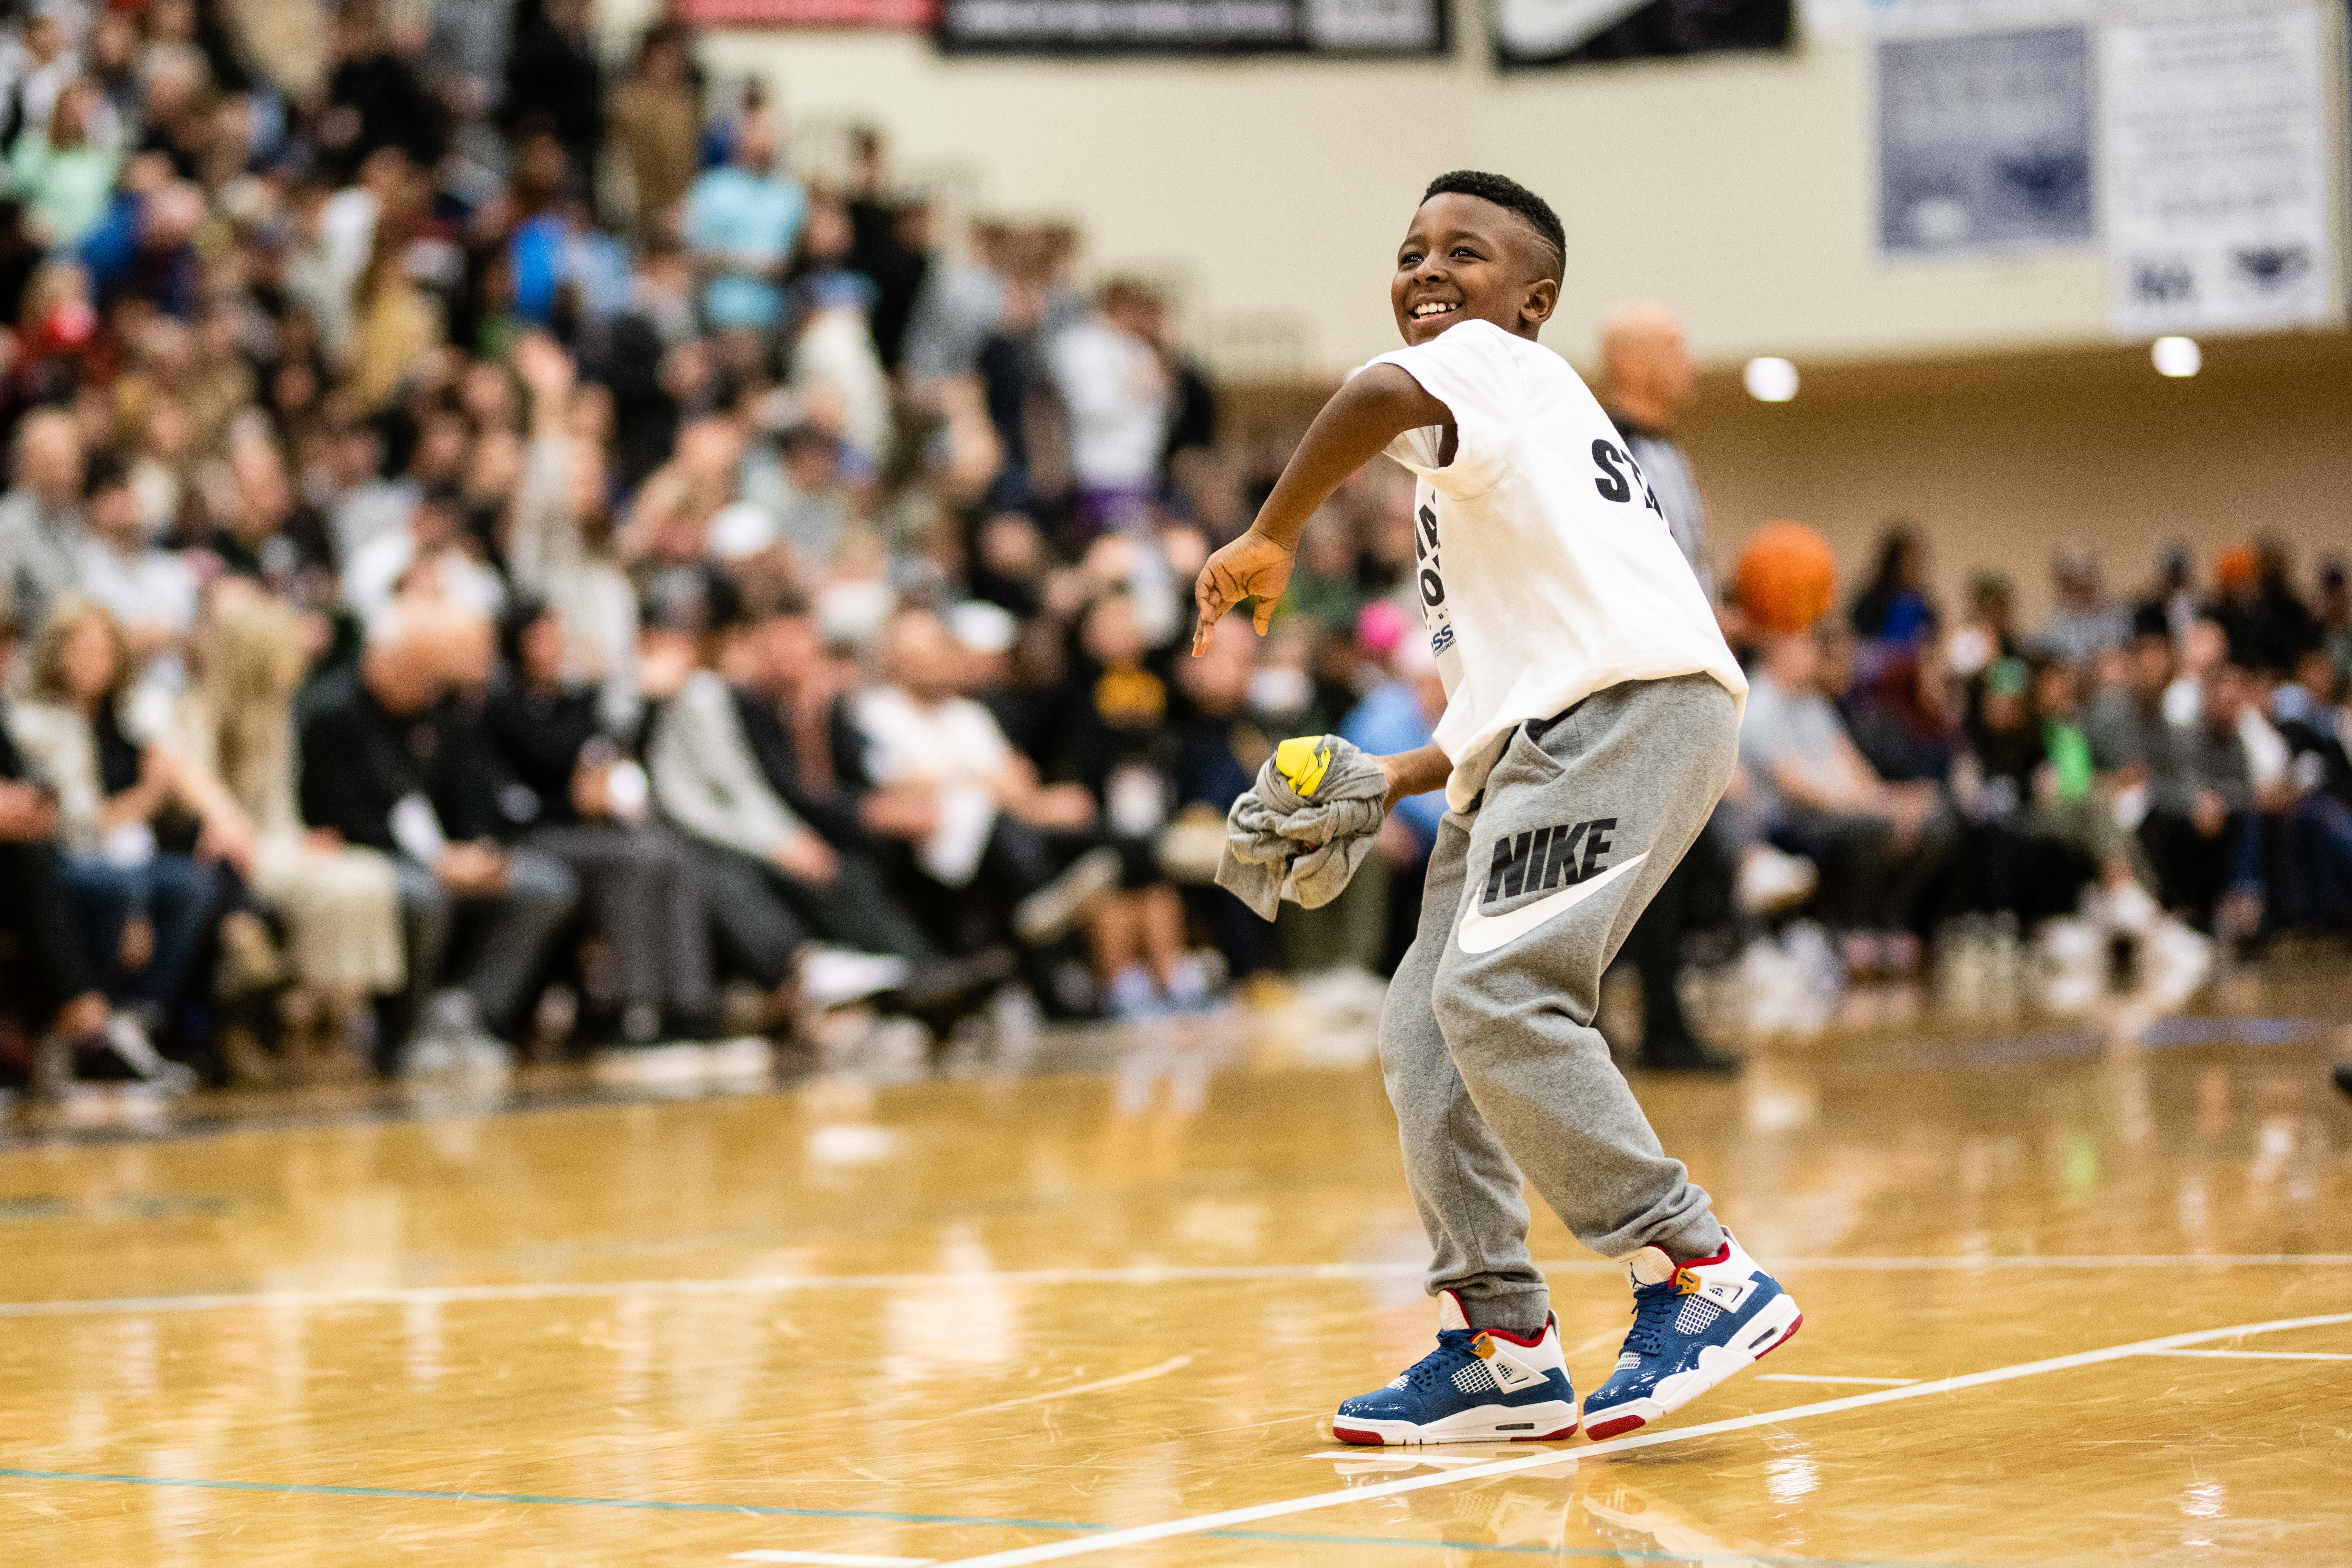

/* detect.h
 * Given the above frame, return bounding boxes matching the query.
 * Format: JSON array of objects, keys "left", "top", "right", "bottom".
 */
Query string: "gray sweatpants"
[{"left": 1381, "top": 674, "right": 1738, "bottom": 1336}]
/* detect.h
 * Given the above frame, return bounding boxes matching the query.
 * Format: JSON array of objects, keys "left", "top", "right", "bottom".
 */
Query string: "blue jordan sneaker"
[
  {"left": 1581, "top": 1229, "right": 1801, "bottom": 1442},
  {"left": 1333, "top": 1290, "right": 1580, "bottom": 1446}
]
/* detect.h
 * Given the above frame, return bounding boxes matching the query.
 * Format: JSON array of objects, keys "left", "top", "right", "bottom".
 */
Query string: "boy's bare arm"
[
  {"left": 1377, "top": 743, "right": 1453, "bottom": 807},
  {"left": 1192, "top": 365, "right": 1450, "bottom": 653}
]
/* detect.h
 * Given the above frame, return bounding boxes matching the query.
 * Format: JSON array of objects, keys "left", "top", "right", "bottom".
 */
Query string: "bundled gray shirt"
[{"left": 1216, "top": 734, "right": 1389, "bottom": 920}]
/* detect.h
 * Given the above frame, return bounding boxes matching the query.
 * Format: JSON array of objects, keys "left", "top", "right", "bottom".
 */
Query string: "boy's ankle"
[{"left": 1461, "top": 1297, "right": 1549, "bottom": 1340}]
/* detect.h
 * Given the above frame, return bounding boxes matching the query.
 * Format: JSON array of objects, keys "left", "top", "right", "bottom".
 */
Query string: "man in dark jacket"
[
  {"left": 300, "top": 601, "right": 576, "bottom": 1066},
  {"left": 480, "top": 599, "right": 713, "bottom": 1043}
]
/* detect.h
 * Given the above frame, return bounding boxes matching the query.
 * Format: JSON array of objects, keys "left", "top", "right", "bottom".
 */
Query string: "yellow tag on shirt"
[{"left": 1274, "top": 736, "right": 1330, "bottom": 799}]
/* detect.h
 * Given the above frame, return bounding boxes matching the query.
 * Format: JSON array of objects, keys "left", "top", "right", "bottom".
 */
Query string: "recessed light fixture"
[
  {"left": 2152, "top": 336, "right": 2202, "bottom": 377},
  {"left": 1743, "top": 357, "right": 1799, "bottom": 402}
]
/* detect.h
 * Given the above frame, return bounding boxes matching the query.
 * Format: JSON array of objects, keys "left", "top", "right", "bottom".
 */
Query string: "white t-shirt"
[
  {"left": 853, "top": 685, "right": 1017, "bottom": 886},
  {"left": 1368, "top": 318, "right": 1746, "bottom": 811},
  {"left": 1047, "top": 317, "right": 1169, "bottom": 489}
]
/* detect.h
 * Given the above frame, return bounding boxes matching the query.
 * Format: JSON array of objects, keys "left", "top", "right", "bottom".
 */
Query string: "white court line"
[
  {"left": 734, "top": 1552, "right": 934, "bottom": 1566},
  {"left": 954, "top": 1355, "right": 1195, "bottom": 1416},
  {"left": 1753, "top": 1373, "right": 1918, "bottom": 1386},
  {"left": 1303, "top": 1450, "right": 1491, "bottom": 1467},
  {"left": 2144, "top": 1347, "right": 2352, "bottom": 1363},
  {"left": 928, "top": 1310, "right": 2352, "bottom": 1567},
  {"left": 3, "top": 1255, "right": 2349, "bottom": 1320}
]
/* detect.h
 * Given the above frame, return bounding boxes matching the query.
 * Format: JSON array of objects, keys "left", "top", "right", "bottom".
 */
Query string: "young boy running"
[{"left": 1193, "top": 171, "right": 1800, "bottom": 1445}]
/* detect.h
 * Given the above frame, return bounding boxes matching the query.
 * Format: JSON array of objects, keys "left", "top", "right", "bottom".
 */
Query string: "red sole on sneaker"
[
  {"left": 1332, "top": 1425, "right": 1384, "bottom": 1445},
  {"left": 1758, "top": 1313, "right": 1804, "bottom": 1358},
  {"left": 1586, "top": 1311, "right": 1804, "bottom": 1445},
  {"left": 1514, "top": 1424, "right": 1579, "bottom": 1441}
]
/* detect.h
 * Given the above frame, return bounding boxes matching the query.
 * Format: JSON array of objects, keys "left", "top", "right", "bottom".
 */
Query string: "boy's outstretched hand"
[{"left": 1193, "top": 529, "right": 1296, "bottom": 654}]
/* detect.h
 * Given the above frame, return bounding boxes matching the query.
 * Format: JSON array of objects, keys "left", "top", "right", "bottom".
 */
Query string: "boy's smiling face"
[{"left": 1391, "top": 192, "right": 1561, "bottom": 347}]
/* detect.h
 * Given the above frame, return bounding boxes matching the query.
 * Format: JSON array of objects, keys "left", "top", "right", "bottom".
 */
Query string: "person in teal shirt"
[
  {"left": 10, "top": 82, "right": 120, "bottom": 248},
  {"left": 683, "top": 115, "right": 805, "bottom": 330}
]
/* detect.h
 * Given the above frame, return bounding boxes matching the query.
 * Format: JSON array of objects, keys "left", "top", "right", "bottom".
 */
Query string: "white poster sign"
[
  {"left": 2102, "top": 4, "right": 2337, "bottom": 334},
  {"left": 1878, "top": 28, "right": 2096, "bottom": 255}
]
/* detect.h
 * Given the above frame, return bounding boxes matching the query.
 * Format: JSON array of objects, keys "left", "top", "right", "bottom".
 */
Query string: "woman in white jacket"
[{"left": 167, "top": 590, "right": 403, "bottom": 1068}]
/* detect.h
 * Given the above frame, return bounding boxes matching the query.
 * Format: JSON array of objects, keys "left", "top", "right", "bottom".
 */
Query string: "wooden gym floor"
[{"left": 1, "top": 965, "right": 2348, "bottom": 1567}]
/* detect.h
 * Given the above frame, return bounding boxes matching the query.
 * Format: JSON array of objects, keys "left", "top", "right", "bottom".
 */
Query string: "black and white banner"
[
  {"left": 2101, "top": 4, "right": 2335, "bottom": 335},
  {"left": 934, "top": 0, "right": 1448, "bottom": 53},
  {"left": 1492, "top": 0, "right": 1792, "bottom": 69},
  {"left": 1876, "top": 27, "right": 2095, "bottom": 255}
]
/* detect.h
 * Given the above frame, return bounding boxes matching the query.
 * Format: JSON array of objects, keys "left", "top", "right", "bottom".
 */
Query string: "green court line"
[{"left": 0, "top": 1466, "right": 1995, "bottom": 1568}]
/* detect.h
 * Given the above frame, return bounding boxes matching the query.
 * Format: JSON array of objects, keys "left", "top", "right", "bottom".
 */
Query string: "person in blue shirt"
[
  {"left": 1340, "top": 629, "right": 1446, "bottom": 969},
  {"left": 684, "top": 115, "right": 805, "bottom": 332}
]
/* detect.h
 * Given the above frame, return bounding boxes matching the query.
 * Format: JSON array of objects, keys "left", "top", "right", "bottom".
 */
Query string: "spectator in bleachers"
[
  {"left": 1740, "top": 624, "right": 1950, "bottom": 972},
  {"left": 0, "top": 404, "right": 85, "bottom": 633},
  {"left": 74, "top": 451, "right": 192, "bottom": 670},
  {"left": 482, "top": 597, "right": 714, "bottom": 1046},
  {"left": 1046, "top": 278, "right": 1170, "bottom": 535},
  {"left": 1053, "top": 589, "right": 1199, "bottom": 1015},
  {"left": 1340, "top": 618, "right": 1444, "bottom": 971},
  {"left": 1847, "top": 521, "right": 1939, "bottom": 650},
  {"left": 10, "top": 78, "right": 120, "bottom": 249},
  {"left": 1839, "top": 639, "right": 1959, "bottom": 786},
  {"left": 508, "top": 332, "right": 641, "bottom": 734},
  {"left": 2035, "top": 539, "right": 2128, "bottom": 666},
  {"left": 7, "top": 593, "right": 214, "bottom": 1022},
  {"left": 299, "top": 599, "right": 578, "bottom": 1067},
  {"left": 344, "top": 479, "right": 504, "bottom": 627},
  {"left": 684, "top": 110, "right": 803, "bottom": 335},
  {"left": 0, "top": 603, "right": 121, "bottom": 1080},
  {"left": 644, "top": 603, "right": 966, "bottom": 1017},
  {"left": 847, "top": 604, "right": 1118, "bottom": 959},
  {"left": 1943, "top": 569, "right": 2017, "bottom": 682},
  {"left": 2088, "top": 624, "right": 2174, "bottom": 776},
  {"left": 904, "top": 219, "right": 1008, "bottom": 385},
  {"left": 607, "top": 24, "right": 701, "bottom": 242},
  {"left": 166, "top": 589, "right": 403, "bottom": 1074},
  {"left": 2268, "top": 647, "right": 2352, "bottom": 927},
  {"left": 1948, "top": 657, "right": 2091, "bottom": 927},
  {"left": 2139, "top": 660, "right": 2265, "bottom": 933},
  {"left": 2210, "top": 537, "right": 2321, "bottom": 678}
]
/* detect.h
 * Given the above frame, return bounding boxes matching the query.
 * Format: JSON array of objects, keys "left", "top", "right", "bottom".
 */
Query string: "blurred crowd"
[
  {"left": 0, "top": 0, "right": 1266, "bottom": 1099},
  {"left": 0, "top": 0, "right": 2345, "bottom": 1106},
  {"left": 1714, "top": 523, "right": 2352, "bottom": 1032}
]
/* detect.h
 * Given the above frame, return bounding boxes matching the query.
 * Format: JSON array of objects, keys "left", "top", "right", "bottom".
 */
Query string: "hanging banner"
[
  {"left": 2102, "top": 4, "right": 2337, "bottom": 335},
  {"left": 682, "top": 0, "right": 934, "bottom": 23},
  {"left": 1875, "top": 27, "right": 2095, "bottom": 255},
  {"left": 1493, "top": 0, "right": 1793, "bottom": 68},
  {"left": 934, "top": 0, "right": 1449, "bottom": 53}
]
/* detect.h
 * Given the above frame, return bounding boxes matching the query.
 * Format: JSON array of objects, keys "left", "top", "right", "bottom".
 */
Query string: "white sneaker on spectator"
[
  {"left": 2139, "top": 918, "right": 2213, "bottom": 1007},
  {"left": 703, "top": 1036, "right": 776, "bottom": 1081},
  {"left": 1107, "top": 963, "right": 1170, "bottom": 1020},
  {"left": 1735, "top": 846, "right": 1817, "bottom": 916},
  {"left": 2100, "top": 879, "right": 2160, "bottom": 935},
  {"left": 100, "top": 1015, "right": 197, "bottom": 1096},
  {"left": 799, "top": 947, "right": 912, "bottom": 1010},
  {"left": 1013, "top": 847, "right": 1122, "bottom": 945},
  {"left": 404, "top": 990, "right": 510, "bottom": 1078}
]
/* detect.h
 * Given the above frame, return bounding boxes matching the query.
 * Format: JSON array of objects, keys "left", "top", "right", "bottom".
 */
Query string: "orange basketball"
[{"left": 1735, "top": 520, "right": 1839, "bottom": 634}]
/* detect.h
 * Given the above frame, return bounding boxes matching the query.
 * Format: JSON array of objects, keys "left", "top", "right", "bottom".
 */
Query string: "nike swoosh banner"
[
  {"left": 936, "top": 0, "right": 1449, "bottom": 54},
  {"left": 1493, "top": 0, "right": 1791, "bottom": 69}
]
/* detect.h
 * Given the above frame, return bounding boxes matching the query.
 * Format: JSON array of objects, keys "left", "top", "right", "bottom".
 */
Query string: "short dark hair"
[{"left": 1421, "top": 171, "right": 1565, "bottom": 283}]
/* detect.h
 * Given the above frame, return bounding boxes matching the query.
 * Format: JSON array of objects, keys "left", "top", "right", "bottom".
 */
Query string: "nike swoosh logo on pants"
[{"left": 1455, "top": 852, "right": 1648, "bottom": 955}]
